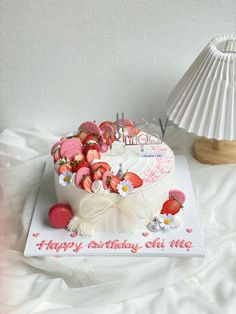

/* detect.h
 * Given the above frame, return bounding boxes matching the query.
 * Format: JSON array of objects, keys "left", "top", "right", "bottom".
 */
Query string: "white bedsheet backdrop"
[{"left": 0, "top": 127, "right": 236, "bottom": 314}]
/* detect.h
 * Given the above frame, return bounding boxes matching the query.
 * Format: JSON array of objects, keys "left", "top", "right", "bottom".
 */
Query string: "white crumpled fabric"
[{"left": 0, "top": 127, "right": 236, "bottom": 314}]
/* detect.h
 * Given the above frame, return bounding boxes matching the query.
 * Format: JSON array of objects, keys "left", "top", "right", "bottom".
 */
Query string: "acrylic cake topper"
[{"left": 111, "top": 112, "right": 169, "bottom": 155}]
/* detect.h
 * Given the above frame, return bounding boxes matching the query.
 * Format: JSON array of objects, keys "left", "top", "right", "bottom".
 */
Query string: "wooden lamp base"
[{"left": 194, "top": 137, "right": 236, "bottom": 165}]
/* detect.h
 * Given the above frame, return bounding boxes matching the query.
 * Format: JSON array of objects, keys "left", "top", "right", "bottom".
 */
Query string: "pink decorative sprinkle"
[
  {"left": 70, "top": 232, "right": 78, "bottom": 238},
  {"left": 142, "top": 232, "right": 149, "bottom": 237},
  {"left": 32, "top": 232, "right": 40, "bottom": 237},
  {"left": 186, "top": 228, "right": 193, "bottom": 233}
]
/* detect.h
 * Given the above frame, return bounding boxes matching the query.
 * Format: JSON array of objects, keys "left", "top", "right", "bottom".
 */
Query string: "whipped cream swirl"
[{"left": 91, "top": 180, "right": 108, "bottom": 195}]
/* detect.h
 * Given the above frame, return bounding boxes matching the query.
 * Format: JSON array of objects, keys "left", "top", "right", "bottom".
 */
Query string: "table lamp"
[{"left": 167, "top": 35, "right": 236, "bottom": 164}]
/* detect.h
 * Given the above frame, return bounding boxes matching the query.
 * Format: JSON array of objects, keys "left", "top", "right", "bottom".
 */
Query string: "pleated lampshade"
[{"left": 166, "top": 35, "right": 236, "bottom": 164}]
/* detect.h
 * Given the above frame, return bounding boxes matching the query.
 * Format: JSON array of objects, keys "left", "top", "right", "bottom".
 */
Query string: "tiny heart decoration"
[
  {"left": 186, "top": 228, "right": 193, "bottom": 233},
  {"left": 32, "top": 232, "right": 40, "bottom": 237},
  {"left": 142, "top": 232, "right": 149, "bottom": 237}
]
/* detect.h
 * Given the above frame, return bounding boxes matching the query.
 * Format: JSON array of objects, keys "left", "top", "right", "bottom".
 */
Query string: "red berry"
[
  {"left": 91, "top": 162, "right": 111, "bottom": 173},
  {"left": 73, "top": 152, "right": 85, "bottom": 162},
  {"left": 80, "top": 175, "right": 93, "bottom": 192},
  {"left": 86, "top": 149, "right": 101, "bottom": 163},
  {"left": 83, "top": 143, "right": 100, "bottom": 155},
  {"left": 72, "top": 160, "right": 90, "bottom": 173},
  {"left": 160, "top": 199, "right": 183, "bottom": 215},
  {"left": 99, "top": 121, "right": 115, "bottom": 133},
  {"left": 83, "top": 134, "right": 99, "bottom": 145},
  {"left": 123, "top": 172, "right": 143, "bottom": 188},
  {"left": 75, "top": 167, "right": 91, "bottom": 186},
  {"left": 48, "top": 203, "right": 73, "bottom": 228},
  {"left": 109, "top": 176, "right": 121, "bottom": 193},
  {"left": 103, "top": 131, "right": 116, "bottom": 146},
  {"left": 58, "top": 163, "right": 72, "bottom": 175},
  {"left": 102, "top": 171, "right": 113, "bottom": 189}
]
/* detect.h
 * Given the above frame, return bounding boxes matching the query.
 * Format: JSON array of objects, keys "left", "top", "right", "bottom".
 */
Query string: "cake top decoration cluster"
[{"left": 51, "top": 115, "right": 147, "bottom": 196}]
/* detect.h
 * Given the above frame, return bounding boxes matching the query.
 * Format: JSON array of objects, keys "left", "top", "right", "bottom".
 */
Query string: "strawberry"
[
  {"left": 92, "top": 168, "right": 103, "bottom": 180},
  {"left": 80, "top": 175, "right": 93, "bottom": 192},
  {"left": 72, "top": 160, "right": 90, "bottom": 173},
  {"left": 53, "top": 149, "right": 61, "bottom": 163},
  {"left": 83, "top": 134, "right": 99, "bottom": 145},
  {"left": 64, "top": 148, "right": 83, "bottom": 160},
  {"left": 160, "top": 199, "right": 183, "bottom": 216},
  {"left": 91, "top": 162, "right": 111, "bottom": 173},
  {"left": 75, "top": 167, "right": 91, "bottom": 186},
  {"left": 99, "top": 121, "right": 115, "bottom": 133},
  {"left": 58, "top": 163, "right": 72, "bottom": 175},
  {"left": 73, "top": 152, "right": 85, "bottom": 162},
  {"left": 123, "top": 172, "right": 143, "bottom": 188},
  {"left": 83, "top": 143, "right": 100, "bottom": 155},
  {"left": 86, "top": 150, "right": 101, "bottom": 163},
  {"left": 103, "top": 131, "right": 116, "bottom": 146},
  {"left": 102, "top": 171, "right": 113, "bottom": 189},
  {"left": 109, "top": 176, "right": 121, "bottom": 193}
]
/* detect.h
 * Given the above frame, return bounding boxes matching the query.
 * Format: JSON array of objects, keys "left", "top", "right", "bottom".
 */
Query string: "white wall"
[{"left": 0, "top": 0, "right": 235, "bottom": 133}]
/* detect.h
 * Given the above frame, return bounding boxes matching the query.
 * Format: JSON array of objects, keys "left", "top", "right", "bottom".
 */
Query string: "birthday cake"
[{"left": 49, "top": 118, "right": 185, "bottom": 235}]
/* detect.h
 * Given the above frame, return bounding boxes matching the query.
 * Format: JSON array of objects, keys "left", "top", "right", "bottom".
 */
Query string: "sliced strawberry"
[
  {"left": 102, "top": 171, "right": 113, "bottom": 189},
  {"left": 72, "top": 160, "right": 90, "bottom": 173},
  {"left": 64, "top": 148, "right": 83, "bottom": 160},
  {"left": 91, "top": 162, "right": 111, "bottom": 173},
  {"left": 83, "top": 143, "right": 100, "bottom": 155},
  {"left": 123, "top": 172, "right": 143, "bottom": 188},
  {"left": 86, "top": 150, "right": 101, "bottom": 163},
  {"left": 58, "top": 163, "right": 72, "bottom": 175},
  {"left": 83, "top": 134, "right": 99, "bottom": 145},
  {"left": 92, "top": 168, "right": 103, "bottom": 180},
  {"left": 75, "top": 167, "right": 91, "bottom": 186},
  {"left": 99, "top": 121, "right": 115, "bottom": 134},
  {"left": 80, "top": 175, "right": 93, "bottom": 193},
  {"left": 109, "top": 176, "right": 121, "bottom": 193},
  {"left": 160, "top": 199, "right": 183, "bottom": 215},
  {"left": 73, "top": 152, "right": 85, "bottom": 162},
  {"left": 103, "top": 131, "right": 116, "bottom": 146},
  {"left": 78, "top": 130, "right": 88, "bottom": 142},
  {"left": 53, "top": 149, "right": 61, "bottom": 163}
]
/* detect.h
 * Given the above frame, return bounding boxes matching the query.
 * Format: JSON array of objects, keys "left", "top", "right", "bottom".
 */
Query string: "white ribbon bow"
[{"left": 68, "top": 191, "right": 149, "bottom": 235}]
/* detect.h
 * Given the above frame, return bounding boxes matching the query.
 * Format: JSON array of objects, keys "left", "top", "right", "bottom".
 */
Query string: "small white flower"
[
  {"left": 159, "top": 214, "right": 175, "bottom": 230},
  {"left": 117, "top": 180, "right": 134, "bottom": 197},
  {"left": 59, "top": 171, "right": 73, "bottom": 187}
]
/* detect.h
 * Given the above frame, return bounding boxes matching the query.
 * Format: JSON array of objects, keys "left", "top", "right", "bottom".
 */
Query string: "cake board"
[{"left": 24, "top": 156, "right": 205, "bottom": 257}]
